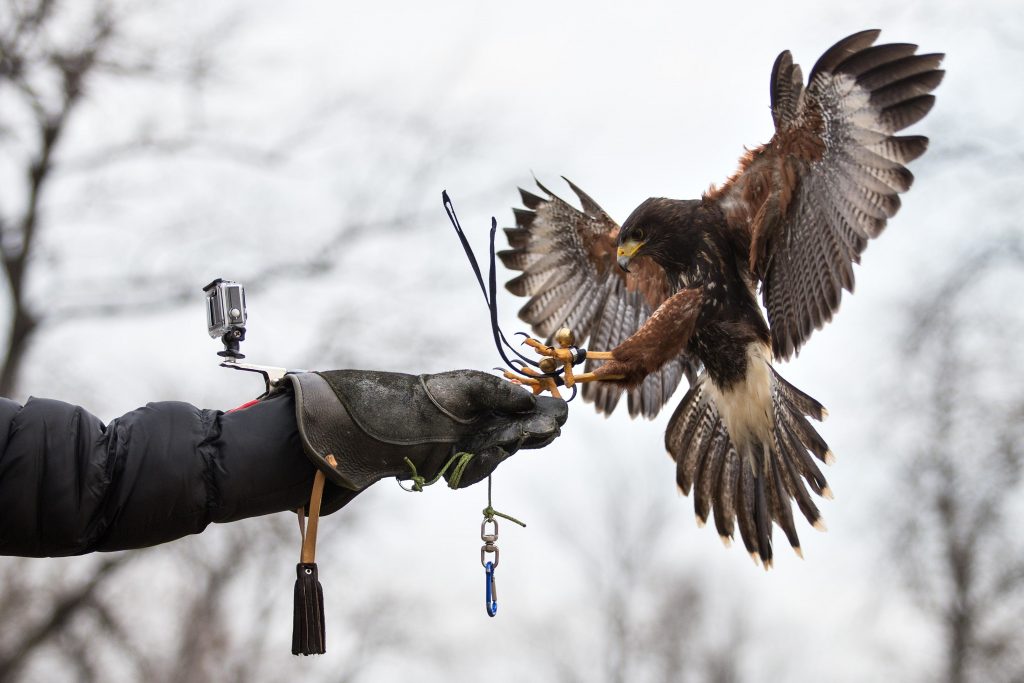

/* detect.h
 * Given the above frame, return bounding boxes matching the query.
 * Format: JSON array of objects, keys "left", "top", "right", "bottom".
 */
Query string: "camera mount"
[{"left": 204, "top": 278, "right": 291, "bottom": 395}]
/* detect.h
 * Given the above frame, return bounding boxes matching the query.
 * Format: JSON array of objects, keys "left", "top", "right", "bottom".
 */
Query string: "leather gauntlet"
[{"left": 283, "top": 369, "right": 567, "bottom": 492}]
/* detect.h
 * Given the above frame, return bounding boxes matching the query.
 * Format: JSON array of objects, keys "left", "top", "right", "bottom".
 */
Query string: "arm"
[
  {"left": 0, "top": 370, "right": 566, "bottom": 558},
  {"left": 0, "top": 391, "right": 352, "bottom": 557}
]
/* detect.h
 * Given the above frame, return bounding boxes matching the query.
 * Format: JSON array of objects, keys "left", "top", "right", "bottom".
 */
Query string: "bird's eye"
[{"left": 634, "top": 228, "right": 645, "bottom": 241}]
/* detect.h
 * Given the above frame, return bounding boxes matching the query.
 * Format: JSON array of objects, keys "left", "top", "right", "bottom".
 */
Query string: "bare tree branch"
[
  {"left": 887, "top": 241, "right": 1024, "bottom": 683},
  {"left": 0, "top": 553, "right": 132, "bottom": 682}
]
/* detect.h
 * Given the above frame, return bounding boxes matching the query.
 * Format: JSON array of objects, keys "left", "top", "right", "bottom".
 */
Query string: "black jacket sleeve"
[{"left": 0, "top": 392, "right": 357, "bottom": 557}]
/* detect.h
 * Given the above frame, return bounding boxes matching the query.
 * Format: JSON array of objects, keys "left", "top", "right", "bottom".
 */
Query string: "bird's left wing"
[
  {"left": 499, "top": 178, "right": 699, "bottom": 418},
  {"left": 709, "top": 30, "right": 944, "bottom": 359}
]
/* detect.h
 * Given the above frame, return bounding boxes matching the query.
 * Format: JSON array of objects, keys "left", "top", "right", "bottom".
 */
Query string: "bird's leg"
[
  {"left": 565, "top": 370, "right": 623, "bottom": 383},
  {"left": 506, "top": 327, "right": 630, "bottom": 398},
  {"left": 517, "top": 328, "right": 624, "bottom": 388},
  {"left": 520, "top": 331, "right": 582, "bottom": 387}
]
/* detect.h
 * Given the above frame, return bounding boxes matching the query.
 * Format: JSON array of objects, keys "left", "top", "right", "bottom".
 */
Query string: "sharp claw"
[
  {"left": 503, "top": 370, "right": 537, "bottom": 386},
  {"left": 504, "top": 327, "right": 601, "bottom": 399}
]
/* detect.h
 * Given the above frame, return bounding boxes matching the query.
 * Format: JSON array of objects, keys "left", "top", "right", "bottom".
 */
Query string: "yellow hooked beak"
[{"left": 617, "top": 239, "right": 644, "bottom": 272}]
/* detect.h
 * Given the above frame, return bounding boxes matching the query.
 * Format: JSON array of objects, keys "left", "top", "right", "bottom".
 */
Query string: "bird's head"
[{"left": 617, "top": 197, "right": 698, "bottom": 273}]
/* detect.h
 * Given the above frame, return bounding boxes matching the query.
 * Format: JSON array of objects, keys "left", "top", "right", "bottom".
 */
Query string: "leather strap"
[{"left": 298, "top": 455, "right": 336, "bottom": 564}]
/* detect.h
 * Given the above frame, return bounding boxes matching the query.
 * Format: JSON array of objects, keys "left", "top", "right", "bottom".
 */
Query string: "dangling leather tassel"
[
  {"left": 292, "top": 458, "right": 333, "bottom": 655},
  {"left": 293, "top": 560, "right": 325, "bottom": 655}
]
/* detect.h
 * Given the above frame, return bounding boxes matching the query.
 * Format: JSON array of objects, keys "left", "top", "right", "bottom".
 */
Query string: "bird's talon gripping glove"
[{"left": 282, "top": 369, "right": 567, "bottom": 498}]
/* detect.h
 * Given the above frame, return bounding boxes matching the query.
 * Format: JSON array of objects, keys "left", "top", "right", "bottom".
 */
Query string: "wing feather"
[
  {"left": 833, "top": 43, "right": 919, "bottom": 76},
  {"left": 857, "top": 54, "right": 945, "bottom": 91},
  {"left": 500, "top": 178, "right": 699, "bottom": 418},
  {"left": 711, "top": 31, "right": 943, "bottom": 358}
]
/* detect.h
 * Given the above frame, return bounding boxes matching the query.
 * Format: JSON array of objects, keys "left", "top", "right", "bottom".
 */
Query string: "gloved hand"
[{"left": 282, "top": 369, "right": 567, "bottom": 496}]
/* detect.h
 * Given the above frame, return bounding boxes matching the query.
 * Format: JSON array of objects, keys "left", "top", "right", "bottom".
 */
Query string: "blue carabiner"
[{"left": 484, "top": 561, "right": 498, "bottom": 617}]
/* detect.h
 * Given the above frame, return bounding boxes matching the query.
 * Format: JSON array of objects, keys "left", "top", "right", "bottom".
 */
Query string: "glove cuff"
[
  {"left": 285, "top": 372, "right": 462, "bottom": 492},
  {"left": 286, "top": 372, "right": 380, "bottom": 491}
]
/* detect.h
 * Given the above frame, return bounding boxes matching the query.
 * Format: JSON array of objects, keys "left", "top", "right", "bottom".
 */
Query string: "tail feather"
[
  {"left": 735, "top": 457, "right": 761, "bottom": 563},
  {"left": 768, "top": 455, "right": 802, "bottom": 553},
  {"left": 712, "top": 448, "right": 740, "bottom": 543},
  {"left": 752, "top": 449, "right": 775, "bottom": 568},
  {"left": 694, "top": 428, "right": 729, "bottom": 526},
  {"left": 666, "top": 381, "right": 714, "bottom": 494},
  {"left": 778, "top": 419, "right": 828, "bottom": 496},
  {"left": 775, "top": 389, "right": 831, "bottom": 465},
  {"left": 777, "top": 442, "right": 824, "bottom": 533},
  {"left": 773, "top": 368, "right": 829, "bottom": 421},
  {"left": 666, "top": 369, "right": 831, "bottom": 567},
  {"left": 788, "top": 414, "right": 832, "bottom": 464}
]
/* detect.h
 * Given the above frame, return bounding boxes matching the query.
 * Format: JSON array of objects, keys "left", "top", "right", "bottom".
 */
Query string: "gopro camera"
[
  {"left": 204, "top": 278, "right": 247, "bottom": 358},
  {"left": 202, "top": 278, "right": 291, "bottom": 392}
]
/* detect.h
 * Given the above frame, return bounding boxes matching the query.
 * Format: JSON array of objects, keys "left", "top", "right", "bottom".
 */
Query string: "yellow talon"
[
  {"left": 506, "top": 366, "right": 562, "bottom": 398},
  {"left": 503, "top": 327, "right": 621, "bottom": 397}
]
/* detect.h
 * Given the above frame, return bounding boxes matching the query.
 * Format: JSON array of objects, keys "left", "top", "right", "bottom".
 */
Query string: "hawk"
[{"left": 499, "top": 30, "right": 944, "bottom": 567}]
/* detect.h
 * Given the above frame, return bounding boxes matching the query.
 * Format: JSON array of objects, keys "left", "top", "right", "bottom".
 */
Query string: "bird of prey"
[{"left": 499, "top": 30, "right": 943, "bottom": 567}]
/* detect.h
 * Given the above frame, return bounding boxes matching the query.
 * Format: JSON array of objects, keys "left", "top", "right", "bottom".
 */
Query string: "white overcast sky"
[{"left": 12, "top": 0, "right": 1024, "bottom": 680}]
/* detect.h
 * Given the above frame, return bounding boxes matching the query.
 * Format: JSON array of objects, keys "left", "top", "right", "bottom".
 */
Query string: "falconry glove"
[
  {"left": 283, "top": 369, "right": 567, "bottom": 494},
  {"left": 277, "top": 368, "right": 569, "bottom": 655}
]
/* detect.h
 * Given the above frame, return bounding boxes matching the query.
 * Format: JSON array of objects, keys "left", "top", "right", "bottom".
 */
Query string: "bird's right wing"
[
  {"left": 709, "top": 30, "right": 944, "bottom": 359},
  {"left": 499, "top": 178, "right": 699, "bottom": 418}
]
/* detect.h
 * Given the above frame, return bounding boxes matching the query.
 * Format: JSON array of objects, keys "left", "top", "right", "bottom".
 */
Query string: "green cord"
[
  {"left": 482, "top": 505, "right": 527, "bottom": 528},
  {"left": 446, "top": 452, "right": 474, "bottom": 490},
  {"left": 402, "top": 452, "right": 476, "bottom": 492},
  {"left": 400, "top": 454, "right": 527, "bottom": 528}
]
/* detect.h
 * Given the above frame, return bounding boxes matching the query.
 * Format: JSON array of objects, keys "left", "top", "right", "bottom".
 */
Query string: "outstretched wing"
[
  {"left": 710, "top": 30, "right": 944, "bottom": 359},
  {"left": 499, "top": 178, "right": 699, "bottom": 418}
]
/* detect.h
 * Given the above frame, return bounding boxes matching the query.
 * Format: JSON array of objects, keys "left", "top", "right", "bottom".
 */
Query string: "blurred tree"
[
  {"left": 0, "top": 0, "right": 119, "bottom": 395},
  {"left": 0, "top": 2, "right": 155, "bottom": 678},
  {"left": 537, "top": 475, "right": 748, "bottom": 683},
  {"left": 0, "top": 1, "right": 491, "bottom": 680},
  {"left": 889, "top": 237, "right": 1024, "bottom": 683}
]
